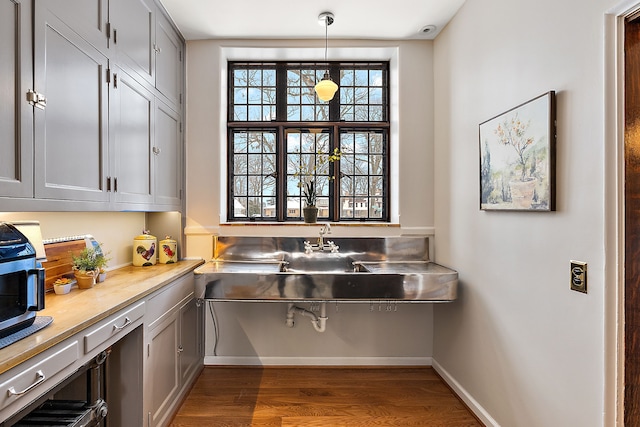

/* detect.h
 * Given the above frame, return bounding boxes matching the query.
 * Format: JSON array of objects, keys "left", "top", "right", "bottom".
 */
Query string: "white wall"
[
  {"left": 432, "top": 0, "right": 618, "bottom": 425},
  {"left": 0, "top": 212, "right": 146, "bottom": 269},
  {"left": 185, "top": 39, "right": 439, "bottom": 362},
  {"left": 184, "top": 39, "right": 436, "bottom": 254}
]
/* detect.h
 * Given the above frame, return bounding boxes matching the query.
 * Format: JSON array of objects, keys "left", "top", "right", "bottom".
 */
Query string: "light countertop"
[{"left": 0, "top": 259, "right": 204, "bottom": 375}]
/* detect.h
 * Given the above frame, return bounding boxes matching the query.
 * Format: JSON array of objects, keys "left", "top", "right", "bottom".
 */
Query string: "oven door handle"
[{"left": 27, "top": 268, "right": 45, "bottom": 311}]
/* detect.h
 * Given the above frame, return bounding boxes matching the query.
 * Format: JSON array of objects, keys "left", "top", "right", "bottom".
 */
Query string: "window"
[{"left": 228, "top": 62, "right": 389, "bottom": 222}]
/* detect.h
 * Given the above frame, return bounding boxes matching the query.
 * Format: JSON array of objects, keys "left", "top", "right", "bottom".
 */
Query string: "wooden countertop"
[{"left": 0, "top": 259, "right": 204, "bottom": 375}]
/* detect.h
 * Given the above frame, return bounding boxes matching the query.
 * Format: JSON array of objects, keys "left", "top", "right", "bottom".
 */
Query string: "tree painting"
[
  {"left": 494, "top": 113, "right": 534, "bottom": 182},
  {"left": 479, "top": 92, "right": 556, "bottom": 211}
]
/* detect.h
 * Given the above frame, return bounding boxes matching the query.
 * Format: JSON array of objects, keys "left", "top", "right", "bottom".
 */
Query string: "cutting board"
[{"left": 41, "top": 240, "right": 88, "bottom": 291}]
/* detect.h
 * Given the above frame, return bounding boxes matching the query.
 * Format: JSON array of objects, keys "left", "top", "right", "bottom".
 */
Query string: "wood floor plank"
[{"left": 170, "top": 366, "right": 482, "bottom": 426}]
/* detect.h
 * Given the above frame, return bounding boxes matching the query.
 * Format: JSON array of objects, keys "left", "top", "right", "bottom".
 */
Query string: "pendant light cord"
[{"left": 324, "top": 19, "right": 328, "bottom": 64}]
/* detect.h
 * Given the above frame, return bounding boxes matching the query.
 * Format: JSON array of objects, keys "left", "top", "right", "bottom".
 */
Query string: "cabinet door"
[
  {"left": 0, "top": 0, "right": 33, "bottom": 198},
  {"left": 110, "top": 68, "right": 154, "bottom": 205},
  {"left": 179, "top": 297, "right": 200, "bottom": 388},
  {"left": 33, "top": 5, "right": 110, "bottom": 202},
  {"left": 154, "top": 100, "right": 182, "bottom": 207},
  {"left": 147, "top": 310, "right": 180, "bottom": 427},
  {"left": 41, "top": 0, "right": 108, "bottom": 56},
  {"left": 109, "top": 0, "right": 155, "bottom": 86},
  {"left": 155, "top": 12, "right": 182, "bottom": 107}
]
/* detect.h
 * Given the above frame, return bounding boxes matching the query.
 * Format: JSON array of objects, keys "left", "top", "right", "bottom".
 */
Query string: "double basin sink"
[{"left": 194, "top": 236, "right": 458, "bottom": 302}]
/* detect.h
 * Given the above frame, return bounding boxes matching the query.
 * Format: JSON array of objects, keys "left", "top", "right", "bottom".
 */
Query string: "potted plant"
[
  {"left": 294, "top": 147, "right": 341, "bottom": 223},
  {"left": 53, "top": 277, "right": 75, "bottom": 295},
  {"left": 302, "top": 180, "right": 318, "bottom": 223},
  {"left": 72, "top": 247, "right": 109, "bottom": 289}
]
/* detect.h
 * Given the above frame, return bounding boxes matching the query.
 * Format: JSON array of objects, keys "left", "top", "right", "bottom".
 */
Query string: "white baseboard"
[
  {"left": 204, "top": 355, "right": 433, "bottom": 366},
  {"left": 432, "top": 359, "right": 500, "bottom": 427}
]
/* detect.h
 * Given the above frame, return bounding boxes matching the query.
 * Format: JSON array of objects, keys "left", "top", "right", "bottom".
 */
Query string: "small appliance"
[{"left": 0, "top": 222, "right": 46, "bottom": 338}]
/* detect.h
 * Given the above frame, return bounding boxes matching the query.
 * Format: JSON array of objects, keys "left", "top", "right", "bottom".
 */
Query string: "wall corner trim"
[{"left": 432, "top": 359, "right": 501, "bottom": 427}]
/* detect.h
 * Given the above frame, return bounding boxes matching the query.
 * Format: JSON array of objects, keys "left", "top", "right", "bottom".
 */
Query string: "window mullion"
[
  {"left": 275, "top": 64, "right": 287, "bottom": 121},
  {"left": 328, "top": 64, "right": 340, "bottom": 122},
  {"left": 276, "top": 125, "right": 286, "bottom": 221},
  {"left": 330, "top": 124, "right": 340, "bottom": 221}
]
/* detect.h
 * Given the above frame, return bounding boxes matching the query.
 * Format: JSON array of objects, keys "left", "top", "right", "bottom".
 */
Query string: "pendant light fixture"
[{"left": 314, "top": 12, "right": 338, "bottom": 102}]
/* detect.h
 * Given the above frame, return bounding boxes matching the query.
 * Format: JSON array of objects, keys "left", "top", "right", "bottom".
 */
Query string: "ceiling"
[{"left": 160, "top": 0, "right": 466, "bottom": 41}]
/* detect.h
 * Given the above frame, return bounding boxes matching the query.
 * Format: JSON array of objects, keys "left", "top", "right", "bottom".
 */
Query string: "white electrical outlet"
[{"left": 570, "top": 260, "right": 587, "bottom": 293}]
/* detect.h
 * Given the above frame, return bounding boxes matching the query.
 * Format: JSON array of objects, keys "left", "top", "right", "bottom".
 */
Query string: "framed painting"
[{"left": 479, "top": 91, "right": 556, "bottom": 211}]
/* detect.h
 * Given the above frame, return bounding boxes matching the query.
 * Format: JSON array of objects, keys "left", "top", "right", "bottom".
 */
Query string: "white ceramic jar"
[
  {"left": 133, "top": 231, "right": 157, "bottom": 267},
  {"left": 159, "top": 236, "right": 178, "bottom": 264}
]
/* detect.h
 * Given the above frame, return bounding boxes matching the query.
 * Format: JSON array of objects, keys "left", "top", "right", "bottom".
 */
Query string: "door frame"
[{"left": 605, "top": 1, "right": 640, "bottom": 425}]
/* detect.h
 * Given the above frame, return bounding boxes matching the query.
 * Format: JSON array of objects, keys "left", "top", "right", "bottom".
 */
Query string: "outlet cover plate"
[{"left": 570, "top": 260, "right": 587, "bottom": 293}]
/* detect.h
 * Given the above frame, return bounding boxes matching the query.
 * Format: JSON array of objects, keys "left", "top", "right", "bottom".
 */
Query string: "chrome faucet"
[{"left": 318, "top": 224, "right": 331, "bottom": 248}]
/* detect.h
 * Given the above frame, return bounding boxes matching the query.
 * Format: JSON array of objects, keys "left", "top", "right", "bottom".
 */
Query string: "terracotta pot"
[
  {"left": 303, "top": 206, "right": 318, "bottom": 223},
  {"left": 74, "top": 269, "right": 97, "bottom": 289}
]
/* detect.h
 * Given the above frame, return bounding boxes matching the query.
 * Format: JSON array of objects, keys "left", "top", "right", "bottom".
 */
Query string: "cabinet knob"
[{"left": 153, "top": 147, "right": 161, "bottom": 155}]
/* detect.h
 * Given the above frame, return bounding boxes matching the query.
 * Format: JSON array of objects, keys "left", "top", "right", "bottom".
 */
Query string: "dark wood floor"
[{"left": 170, "top": 366, "right": 482, "bottom": 426}]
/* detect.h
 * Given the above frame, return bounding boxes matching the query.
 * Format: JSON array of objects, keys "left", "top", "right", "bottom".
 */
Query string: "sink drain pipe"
[{"left": 286, "top": 302, "right": 327, "bottom": 333}]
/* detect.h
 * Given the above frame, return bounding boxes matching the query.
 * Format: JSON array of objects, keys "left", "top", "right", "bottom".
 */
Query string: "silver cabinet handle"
[
  {"left": 177, "top": 345, "right": 184, "bottom": 353},
  {"left": 7, "top": 370, "right": 45, "bottom": 397},
  {"left": 112, "top": 317, "right": 131, "bottom": 332}
]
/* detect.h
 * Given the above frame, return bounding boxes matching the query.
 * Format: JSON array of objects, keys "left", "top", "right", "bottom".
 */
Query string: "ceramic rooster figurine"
[{"left": 136, "top": 242, "right": 155, "bottom": 261}]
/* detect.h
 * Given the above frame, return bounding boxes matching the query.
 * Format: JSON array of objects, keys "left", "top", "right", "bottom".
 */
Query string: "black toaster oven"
[{"left": 0, "top": 222, "right": 45, "bottom": 338}]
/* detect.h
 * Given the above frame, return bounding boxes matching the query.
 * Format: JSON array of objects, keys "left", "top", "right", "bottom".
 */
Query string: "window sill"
[{"left": 220, "top": 222, "right": 400, "bottom": 227}]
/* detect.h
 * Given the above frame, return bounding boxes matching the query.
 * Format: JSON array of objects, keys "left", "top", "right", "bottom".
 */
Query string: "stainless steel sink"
[
  {"left": 195, "top": 236, "right": 458, "bottom": 302},
  {"left": 282, "top": 253, "right": 357, "bottom": 273}
]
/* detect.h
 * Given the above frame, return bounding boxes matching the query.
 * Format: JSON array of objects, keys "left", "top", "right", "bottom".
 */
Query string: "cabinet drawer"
[
  {"left": 147, "top": 274, "right": 194, "bottom": 329},
  {"left": 84, "top": 302, "right": 145, "bottom": 353},
  {"left": 0, "top": 340, "right": 79, "bottom": 411}
]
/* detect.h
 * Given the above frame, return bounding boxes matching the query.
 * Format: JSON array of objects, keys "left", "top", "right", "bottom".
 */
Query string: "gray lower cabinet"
[
  {"left": 0, "top": 269, "right": 202, "bottom": 426},
  {"left": 179, "top": 296, "right": 201, "bottom": 390},
  {"left": 145, "top": 274, "right": 202, "bottom": 427},
  {"left": 147, "top": 306, "right": 180, "bottom": 427},
  {"left": 0, "top": 0, "right": 184, "bottom": 212},
  {"left": 0, "top": 0, "right": 33, "bottom": 198},
  {"left": 0, "top": 303, "right": 146, "bottom": 427}
]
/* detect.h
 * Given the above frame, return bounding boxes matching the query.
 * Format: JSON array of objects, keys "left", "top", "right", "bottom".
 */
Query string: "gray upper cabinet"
[
  {"left": 33, "top": 4, "right": 110, "bottom": 203},
  {"left": 0, "top": 0, "right": 184, "bottom": 211},
  {"left": 42, "top": 0, "right": 109, "bottom": 56},
  {"left": 109, "top": 0, "right": 156, "bottom": 87},
  {"left": 110, "top": 68, "right": 155, "bottom": 206},
  {"left": 155, "top": 11, "right": 183, "bottom": 107},
  {"left": 0, "top": 0, "right": 33, "bottom": 198},
  {"left": 154, "top": 101, "right": 182, "bottom": 207}
]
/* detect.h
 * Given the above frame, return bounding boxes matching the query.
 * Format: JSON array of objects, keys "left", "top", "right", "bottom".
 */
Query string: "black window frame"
[{"left": 227, "top": 61, "right": 390, "bottom": 222}]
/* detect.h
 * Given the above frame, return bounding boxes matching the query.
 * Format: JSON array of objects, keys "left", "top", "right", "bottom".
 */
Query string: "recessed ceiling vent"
[{"left": 420, "top": 25, "right": 437, "bottom": 35}]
